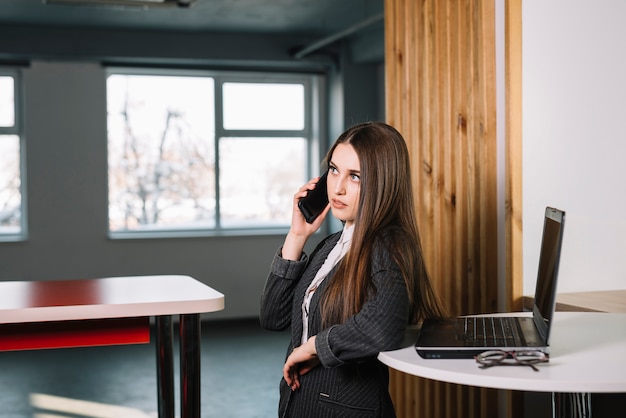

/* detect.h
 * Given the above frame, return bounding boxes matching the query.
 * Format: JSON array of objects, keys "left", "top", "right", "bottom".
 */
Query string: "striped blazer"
[{"left": 260, "top": 228, "right": 411, "bottom": 418}]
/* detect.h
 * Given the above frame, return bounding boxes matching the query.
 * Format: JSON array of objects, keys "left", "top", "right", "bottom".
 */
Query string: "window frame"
[
  {"left": 106, "top": 67, "right": 325, "bottom": 239},
  {"left": 0, "top": 67, "right": 27, "bottom": 242}
]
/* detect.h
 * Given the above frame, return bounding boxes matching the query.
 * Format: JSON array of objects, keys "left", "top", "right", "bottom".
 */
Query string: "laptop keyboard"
[{"left": 456, "top": 317, "right": 523, "bottom": 347}]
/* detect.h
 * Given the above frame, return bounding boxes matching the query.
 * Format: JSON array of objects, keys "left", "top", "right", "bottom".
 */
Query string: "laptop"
[{"left": 415, "top": 206, "right": 566, "bottom": 359}]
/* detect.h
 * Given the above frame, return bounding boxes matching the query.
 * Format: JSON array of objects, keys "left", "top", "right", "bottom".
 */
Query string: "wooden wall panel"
[
  {"left": 385, "top": 0, "right": 498, "bottom": 323},
  {"left": 384, "top": 0, "right": 512, "bottom": 417}
]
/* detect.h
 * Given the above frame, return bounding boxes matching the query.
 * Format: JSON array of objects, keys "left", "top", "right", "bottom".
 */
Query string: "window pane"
[
  {"left": 223, "top": 83, "right": 304, "bottom": 130},
  {"left": 219, "top": 137, "right": 306, "bottom": 227},
  {"left": 107, "top": 75, "right": 216, "bottom": 232},
  {"left": 0, "top": 76, "right": 15, "bottom": 127},
  {"left": 0, "top": 136, "right": 21, "bottom": 234}
]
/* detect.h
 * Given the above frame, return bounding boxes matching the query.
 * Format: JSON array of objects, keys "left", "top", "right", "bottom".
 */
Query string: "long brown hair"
[{"left": 320, "top": 122, "right": 445, "bottom": 327}]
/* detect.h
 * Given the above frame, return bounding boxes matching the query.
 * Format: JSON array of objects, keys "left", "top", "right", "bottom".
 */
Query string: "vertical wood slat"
[
  {"left": 385, "top": 0, "right": 505, "bottom": 417},
  {"left": 505, "top": 0, "right": 523, "bottom": 312}
]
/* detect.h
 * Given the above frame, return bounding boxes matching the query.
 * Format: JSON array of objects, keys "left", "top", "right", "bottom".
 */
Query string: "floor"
[{"left": 0, "top": 319, "right": 290, "bottom": 418}]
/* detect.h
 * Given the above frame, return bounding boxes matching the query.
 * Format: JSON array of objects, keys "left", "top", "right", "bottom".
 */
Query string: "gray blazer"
[{"left": 260, "top": 229, "right": 411, "bottom": 418}]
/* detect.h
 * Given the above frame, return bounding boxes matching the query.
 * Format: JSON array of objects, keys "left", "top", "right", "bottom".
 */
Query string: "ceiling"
[{"left": 0, "top": 0, "right": 384, "bottom": 37}]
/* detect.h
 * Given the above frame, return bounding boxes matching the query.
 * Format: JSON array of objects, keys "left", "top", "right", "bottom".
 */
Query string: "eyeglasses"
[{"left": 475, "top": 350, "right": 549, "bottom": 372}]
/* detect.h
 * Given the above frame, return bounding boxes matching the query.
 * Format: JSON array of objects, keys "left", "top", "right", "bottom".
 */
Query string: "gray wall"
[
  {"left": 0, "top": 26, "right": 384, "bottom": 319},
  {"left": 522, "top": 0, "right": 626, "bottom": 295}
]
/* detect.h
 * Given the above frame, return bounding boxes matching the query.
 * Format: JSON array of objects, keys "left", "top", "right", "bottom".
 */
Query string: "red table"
[{"left": 0, "top": 275, "right": 224, "bottom": 418}]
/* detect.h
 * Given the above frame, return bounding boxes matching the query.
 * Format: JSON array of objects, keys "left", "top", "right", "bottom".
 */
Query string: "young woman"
[{"left": 260, "top": 122, "right": 444, "bottom": 417}]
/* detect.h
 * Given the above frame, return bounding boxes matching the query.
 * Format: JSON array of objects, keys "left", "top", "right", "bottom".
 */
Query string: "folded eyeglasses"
[{"left": 475, "top": 350, "right": 549, "bottom": 372}]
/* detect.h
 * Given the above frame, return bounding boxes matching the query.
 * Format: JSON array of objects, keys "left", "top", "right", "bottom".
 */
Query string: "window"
[
  {"left": 0, "top": 70, "right": 24, "bottom": 241},
  {"left": 106, "top": 69, "right": 322, "bottom": 237}
]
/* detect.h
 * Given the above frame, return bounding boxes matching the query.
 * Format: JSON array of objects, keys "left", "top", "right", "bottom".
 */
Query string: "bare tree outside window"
[
  {"left": 0, "top": 136, "right": 21, "bottom": 233},
  {"left": 107, "top": 75, "right": 216, "bottom": 232},
  {"left": 0, "top": 74, "right": 22, "bottom": 237},
  {"left": 107, "top": 72, "right": 312, "bottom": 235}
]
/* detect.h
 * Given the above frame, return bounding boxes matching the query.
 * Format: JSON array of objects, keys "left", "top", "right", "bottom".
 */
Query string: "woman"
[{"left": 260, "top": 122, "right": 444, "bottom": 417}]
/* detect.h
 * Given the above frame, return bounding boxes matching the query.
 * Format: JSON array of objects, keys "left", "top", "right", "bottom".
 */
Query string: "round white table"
[{"left": 379, "top": 312, "right": 626, "bottom": 416}]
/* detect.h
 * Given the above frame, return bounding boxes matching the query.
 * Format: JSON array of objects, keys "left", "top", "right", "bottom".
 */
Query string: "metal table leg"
[
  {"left": 180, "top": 313, "right": 201, "bottom": 418},
  {"left": 156, "top": 315, "right": 175, "bottom": 418},
  {"left": 552, "top": 392, "right": 592, "bottom": 418}
]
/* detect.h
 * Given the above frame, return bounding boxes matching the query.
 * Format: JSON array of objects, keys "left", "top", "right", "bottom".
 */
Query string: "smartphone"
[{"left": 298, "top": 172, "right": 329, "bottom": 223}]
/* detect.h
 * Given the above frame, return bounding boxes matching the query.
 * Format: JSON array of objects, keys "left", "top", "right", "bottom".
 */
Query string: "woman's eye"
[
  {"left": 350, "top": 174, "right": 360, "bottom": 181},
  {"left": 329, "top": 166, "right": 338, "bottom": 174}
]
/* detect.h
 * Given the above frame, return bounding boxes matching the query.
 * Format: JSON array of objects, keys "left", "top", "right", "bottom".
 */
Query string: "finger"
[
  {"left": 295, "top": 185, "right": 314, "bottom": 200},
  {"left": 302, "top": 177, "right": 322, "bottom": 192},
  {"left": 283, "top": 362, "right": 299, "bottom": 390},
  {"left": 291, "top": 373, "right": 300, "bottom": 391},
  {"left": 284, "top": 370, "right": 299, "bottom": 391},
  {"left": 283, "top": 363, "right": 293, "bottom": 385}
]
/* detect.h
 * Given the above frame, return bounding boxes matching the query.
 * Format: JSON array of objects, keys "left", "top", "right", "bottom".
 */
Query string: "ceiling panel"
[{"left": 0, "top": 0, "right": 384, "bottom": 36}]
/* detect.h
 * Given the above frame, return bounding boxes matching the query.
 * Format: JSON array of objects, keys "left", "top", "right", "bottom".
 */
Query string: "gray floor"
[{"left": 0, "top": 319, "right": 289, "bottom": 418}]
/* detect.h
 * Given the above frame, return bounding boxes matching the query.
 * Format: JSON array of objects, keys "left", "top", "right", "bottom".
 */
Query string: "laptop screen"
[{"left": 532, "top": 207, "right": 566, "bottom": 344}]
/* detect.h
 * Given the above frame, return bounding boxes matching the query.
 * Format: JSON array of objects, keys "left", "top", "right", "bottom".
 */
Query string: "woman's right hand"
[{"left": 281, "top": 178, "right": 330, "bottom": 261}]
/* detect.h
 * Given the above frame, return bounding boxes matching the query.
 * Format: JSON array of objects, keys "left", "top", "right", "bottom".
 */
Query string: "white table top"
[
  {"left": 378, "top": 312, "right": 626, "bottom": 393},
  {"left": 0, "top": 275, "right": 225, "bottom": 324}
]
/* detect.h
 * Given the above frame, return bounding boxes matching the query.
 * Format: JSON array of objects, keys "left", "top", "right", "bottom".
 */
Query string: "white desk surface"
[
  {"left": 0, "top": 275, "right": 225, "bottom": 324},
  {"left": 379, "top": 312, "right": 626, "bottom": 393}
]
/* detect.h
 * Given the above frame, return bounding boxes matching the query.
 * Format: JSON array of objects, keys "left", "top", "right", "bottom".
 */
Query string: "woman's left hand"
[{"left": 283, "top": 336, "right": 320, "bottom": 391}]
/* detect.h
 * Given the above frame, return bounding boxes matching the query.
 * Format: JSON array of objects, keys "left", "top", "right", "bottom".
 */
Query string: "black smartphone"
[{"left": 298, "top": 172, "right": 329, "bottom": 223}]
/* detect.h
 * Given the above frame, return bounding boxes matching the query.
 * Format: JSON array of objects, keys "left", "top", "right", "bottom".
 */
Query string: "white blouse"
[{"left": 301, "top": 224, "right": 354, "bottom": 344}]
